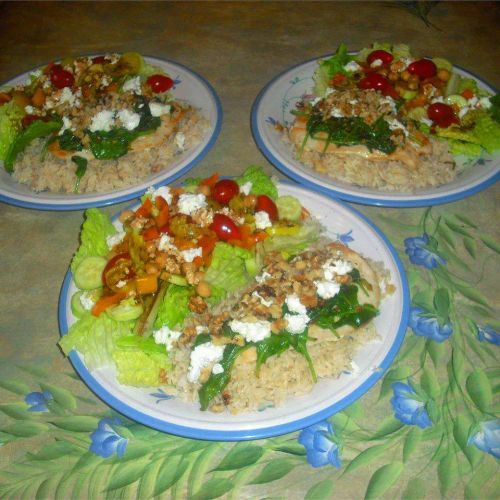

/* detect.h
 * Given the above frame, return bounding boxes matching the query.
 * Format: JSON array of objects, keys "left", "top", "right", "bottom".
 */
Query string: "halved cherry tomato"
[
  {"left": 50, "top": 65, "right": 75, "bottom": 89},
  {"left": 212, "top": 179, "right": 239, "bottom": 205},
  {"left": 427, "top": 102, "right": 458, "bottom": 128},
  {"left": 154, "top": 196, "right": 170, "bottom": 227},
  {"left": 142, "top": 226, "right": 160, "bottom": 241},
  {"left": 408, "top": 59, "right": 437, "bottom": 79},
  {"left": 211, "top": 213, "right": 241, "bottom": 241},
  {"left": 135, "top": 197, "right": 153, "bottom": 218},
  {"left": 358, "top": 73, "right": 390, "bottom": 91},
  {"left": 256, "top": 195, "right": 278, "bottom": 221},
  {"left": 0, "top": 92, "right": 11, "bottom": 105},
  {"left": 102, "top": 252, "right": 135, "bottom": 289},
  {"left": 92, "top": 292, "right": 126, "bottom": 317},
  {"left": 92, "top": 56, "right": 107, "bottom": 64},
  {"left": 367, "top": 50, "right": 394, "bottom": 67},
  {"left": 200, "top": 173, "right": 219, "bottom": 187},
  {"left": 146, "top": 74, "right": 174, "bottom": 93}
]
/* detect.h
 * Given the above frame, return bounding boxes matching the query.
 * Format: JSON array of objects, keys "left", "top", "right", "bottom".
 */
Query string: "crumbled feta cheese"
[
  {"left": 187, "top": 342, "right": 225, "bottom": 383},
  {"left": 89, "top": 110, "right": 115, "bottom": 132},
  {"left": 255, "top": 210, "right": 272, "bottom": 230},
  {"left": 322, "top": 259, "right": 353, "bottom": 280},
  {"left": 458, "top": 107, "right": 471, "bottom": 119},
  {"left": 106, "top": 230, "right": 125, "bottom": 249},
  {"left": 24, "top": 105, "right": 35, "bottom": 114},
  {"left": 115, "top": 280, "right": 126, "bottom": 288},
  {"left": 344, "top": 61, "right": 362, "bottom": 73},
  {"left": 181, "top": 247, "right": 202, "bottom": 263},
  {"left": 196, "top": 325, "right": 208, "bottom": 335},
  {"left": 60, "top": 87, "right": 76, "bottom": 105},
  {"left": 330, "top": 107, "right": 344, "bottom": 118},
  {"left": 177, "top": 193, "right": 207, "bottom": 216},
  {"left": 284, "top": 313, "right": 310, "bottom": 334},
  {"left": 58, "top": 116, "right": 73, "bottom": 135},
  {"left": 310, "top": 96, "right": 322, "bottom": 106},
  {"left": 255, "top": 271, "right": 271, "bottom": 284},
  {"left": 122, "top": 76, "right": 142, "bottom": 94},
  {"left": 285, "top": 294, "right": 307, "bottom": 315},
  {"left": 79, "top": 292, "right": 95, "bottom": 311},
  {"left": 478, "top": 97, "right": 492, "bottom": 109},
  {"left": 149, "top": 102, "right": 172, "bottom": 117},
  {"left": 154, "top": 326, "right": 182, "bottom": 351},
  {"left": 239, "top": 181, "right": 252, "bottom": 195},
  {"left": 419, "top": 117, "right": 433, "bottom": 127},
  {"left": 252, "top": 291, "right": 273, "bottom": 307},
  {"left": 325, "top": 88, "right": 336, "bottom": 97},
  {"left": 379, "top": 96, "right": 397, "bottom": 114},
  {"left": 228, "top": 319, "right": 272, "bottom": 343},
  {"left": 370, "top": 59, "right": 383, "bottom": 68},
  {"left": 175, "top": 132, "right": 185, "bottom": 150},
  {"left": 146, "top": 185, "right": 173, "bottom": 204},
  {"left": 117, "top": 109, "right": 141, "bottom": 131},
  {"left": 315, "top": 280, "right": 341, "bottom": 299},
  {"left": 387, "top": 118, "right": 409, "bottom": 137},
  {"left": 468, "top": 96, "right": 479, "bottom": 107},
  {"left": 212, "top": 363, "right": 224, "bottom": 375},
  {"left": 29, "top": 69, "right": 42, "bottom": 80},
  {"left": 431, "top": 96, "right": 444, "bottom": 104},
  {"left": 158, "top": 234, "right": 174, "bottom": 252}
]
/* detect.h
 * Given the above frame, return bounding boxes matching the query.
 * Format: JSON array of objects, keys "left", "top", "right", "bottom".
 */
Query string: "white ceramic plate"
[
  {"left": 251, "top": 56, "right": 500, "bottom": 207},
  {"left": 58, "top": 182, "right": 409, "bottom": 440},
  {"left": 0, "top": 56, "right": 222, "bottom": 210}
]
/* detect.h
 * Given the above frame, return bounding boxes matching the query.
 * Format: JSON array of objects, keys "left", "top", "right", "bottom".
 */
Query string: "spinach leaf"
[
  {"left": 490, "top": 93, "right": 500, "bottom": 123},
  {"left": 4, "top": 118, "right": 62, "bottom": 172},
  {"left": 71, "top": 155, "right": 87, "bottom": 193},
  {"left": 308, "top": 284, "right": 378, "bottom": 330},
  {"left": 305, "top": 114, "right": 396, "bottom": 155},
  {"left": 198, "top": 343, "right": 250, "bottom": 411},
  {"left": 134, "top": 97, "right": 162, "bottom": 132},
  {"left": 255, "top": 334, "right": 291, "bottom": 373},
  {"left": 59, "top": 129, "right": 83, "bottom": 151}
]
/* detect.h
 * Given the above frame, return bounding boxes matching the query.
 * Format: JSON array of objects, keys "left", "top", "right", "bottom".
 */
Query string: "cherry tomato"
[
  {"left": 146, "top": 74, "right": 174, "bottom": 93},
  {"left": 212, "top": 179, "right": 240, "bottom": 205},
  {"left": 211, "top": 214, "right": 241, "bottom": 241},
  {"left": 358, "top": 73, "right": 390, "bottom": 92},
  {"left": 50, "top": 65, "right": 75, "bottom": 89},
  {"left": 91, "top": 55, "right": 107, "bottom": 64},
  {"left": 427, "top": 102, "right": 458, "bottom": 128},
  {"left": 256, "top": 195, "right": 278, "bottom": 221},
  {"left": 102, "top": 253, "right": 135, "bottom": 290},
  {"left": 366, "top": 50, "right": 394, "bottom": 67},
  {"left": 407, "top": 59, "right": 437, "bottom": 79}
]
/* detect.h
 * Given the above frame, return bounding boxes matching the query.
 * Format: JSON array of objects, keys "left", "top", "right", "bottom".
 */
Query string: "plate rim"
[
  {"left": 251, "top": 55, "right": 500, "bottom": 208},
  {"left": 58, "top": 182, "right": 410, "bottom": 441},
  {"left": 0, "top": 55, "right": 223, "bottom": 211}
]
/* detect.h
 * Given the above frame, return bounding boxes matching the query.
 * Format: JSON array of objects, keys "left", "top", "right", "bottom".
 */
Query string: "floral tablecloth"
[{"left": 1, "top": 194, "right": 498, "bottom": 500}]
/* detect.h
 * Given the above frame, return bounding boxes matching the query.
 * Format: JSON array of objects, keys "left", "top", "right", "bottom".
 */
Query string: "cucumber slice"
[
  {"left": 71, "top": 291, "right": 87, "bottom": 318},
  {"left": 276, "top": 195, "right": 302, "bottom": 221},
  {"left": 168, "top": 274, "right": 187, "bottom": 286},
  {"left": 107, "top": 299, "right": 144, "bottom": 322},
  {"left": 445, "top": 94, "right": 468, "bottom": 108},
  {"left": 74, "top": 256, "right": 107, "bottom": 290}
]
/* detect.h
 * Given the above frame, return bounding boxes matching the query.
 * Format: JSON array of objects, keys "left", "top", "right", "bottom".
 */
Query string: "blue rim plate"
[
  {"left": 251, "top": 55, "right": 499, "bottom": 207},
  {"left": 0, "top": 56, "right": 222, "bottom": 211},
  {"left": 58, "top": 182, "right": 410, "bottom": 441}
]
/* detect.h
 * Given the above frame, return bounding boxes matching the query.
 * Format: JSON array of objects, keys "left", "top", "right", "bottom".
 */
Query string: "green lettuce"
[
  {"left": 0, "top": 101, "right": 24, "bottom": 161},
  {"left": 448, "top": 140, "right": 482, "bottom": 157},
  {"left": 236, "top": 165, "right": 278, "bottom": 200},
  {"left": 313, "top": 43, "right": 353, "bottom": 97},
  {"left": 263, "top": 219, "right": 322, "bottom": 257},
  {"left": 205, "top": 242, "right": 255, "bottom": 299},
  {"left": 154, "top": 283, "right": 193, "bottom": 329},
  {"left": 59, "top": 313, "right": 134, "bottom": 370},
  {"left": 71, "top": 208, "right": 116, "bottom": 273},
  {"left": 457, "top": 78, "right": 490, "bottom": 98},
  {"left": 112, "top": 335, "right": 171, "bottom": 387},
  {"left": 474, "top": 113, "right": 500, "bottom": 153}
]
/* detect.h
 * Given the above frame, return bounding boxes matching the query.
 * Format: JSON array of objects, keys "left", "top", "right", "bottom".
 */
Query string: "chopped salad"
[
  {"left": 294, "top": 42, "right": 500, "bottom": 160},
  {"left": 0, "top": 52, "right": 185, "bottom": 190},
  {"left": 59, "top": 166, "right": 379, "bottom": 410}
]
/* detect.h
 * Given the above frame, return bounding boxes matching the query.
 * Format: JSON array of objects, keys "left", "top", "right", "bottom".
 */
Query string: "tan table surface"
[{"left": 0, "top": 2, "right": 499, "bottom": 499}]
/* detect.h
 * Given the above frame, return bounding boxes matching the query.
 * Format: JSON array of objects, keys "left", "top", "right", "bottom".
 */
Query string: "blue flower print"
[
  {"left": 89, "top": 417, "right": 128, "bottom": 458},
  {"left": 391, "top": 382, "right": 432, "bottom": 429},
  {"left": 404, "top": 234, "right": 445, "bottom": 269},
  {"left": 338, "top": 230, "right": 354, "bottom": 245},
  {"left": 298, "top": 420, "right": 341, "bottom": 468},
  {"left": 409, "top": 306, "right": 453, "bottom": 343},
  {"left": 468, "top": 420, "right": 500, "bottom": 459},
  {"left": 477, "top": 325, "right": 500, "bottom": 346},
  {"left": 25, "top": 390, "right": 53, "bottom": 412}
]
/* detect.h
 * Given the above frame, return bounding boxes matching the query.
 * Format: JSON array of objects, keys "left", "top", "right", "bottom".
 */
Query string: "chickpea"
[
  {"left": 243, "top": 194, "right": 257, "bottom": 209},
  {"left": 408, "top": 81, "right": 419, "bottom": 90},
  {"left": 196, "top": 281, "right": 212, "bottom": 298},
  {"left": 197, "top": 184, "right": 211, "bottom": 197},
  {"left": 388, "top": 72, "right": 399, "bottom": 82},
  {"left": 437, "top": 68, "right": 451, "bottom": 82},
  {"left": 400, "top": 70, "right": 411, "bottom": 82},
  {"left": 119, "top": 210, "right": 134, "bottom": 223}
]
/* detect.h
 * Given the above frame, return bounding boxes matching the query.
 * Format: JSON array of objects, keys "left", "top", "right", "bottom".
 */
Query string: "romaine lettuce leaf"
[
  {"left": 204, "top": 242, "right": 254, "bottom": 298},
  {"left": 236, "top": 165, "right": 278, "bottom": 200},
  {"left": 0, "top": 101, "right": 24, "bottom": 161},
  {"left": 474, "top": 113, "right": 500, "bottom": 153},
  {"left": 263, "top": 219, "right": 322, "bottom": 257},
  {"left": 154, "top": 283, "right": 193, "bottom": 329},
  {"left": 313, "top": 43, "right": 352, "bottom": 97},
  {"left": 71, "top": 208, "right": 116, "bottom": 273},
  {"left": 59, "top": 313, "right": 134, "bottom": 369}
]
